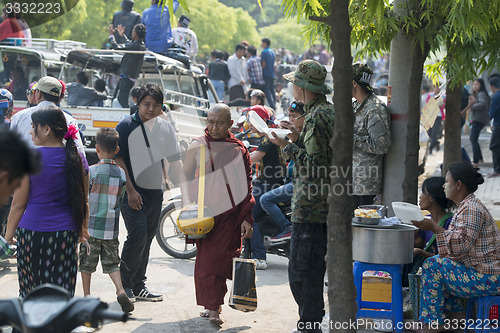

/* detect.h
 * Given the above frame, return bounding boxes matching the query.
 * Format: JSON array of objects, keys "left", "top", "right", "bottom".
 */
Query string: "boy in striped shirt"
[{"left": 79, "top": 128, "right": 133, "bottom": 313}]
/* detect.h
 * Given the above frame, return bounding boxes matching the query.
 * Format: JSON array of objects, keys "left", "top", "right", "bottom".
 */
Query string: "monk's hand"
[
  {"left": 241, "top": 221, "right": 253, "bottom": 239},
  {"left": 264, "top": 131, "right": 289, "bottom": 148}
]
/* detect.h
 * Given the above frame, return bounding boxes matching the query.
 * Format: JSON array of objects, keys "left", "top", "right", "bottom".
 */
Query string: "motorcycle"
[
  {"left": 155, "top": 195, "right": 291, "bottom": 259},
  {"left": 0, "top": 284, "right": 129, "bottom": 333},
  {"left": 155, "top": 130, "right": 292, "bottom": 259}
]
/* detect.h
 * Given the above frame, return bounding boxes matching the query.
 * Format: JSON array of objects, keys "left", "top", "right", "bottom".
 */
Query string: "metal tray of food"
[{"left": 352, "top": 217, "right": 381, "bottom": 225}]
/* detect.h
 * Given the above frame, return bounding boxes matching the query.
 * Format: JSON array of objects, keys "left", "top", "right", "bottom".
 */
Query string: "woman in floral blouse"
[{"left": 411, "top": 162, "right": 500, "bottom": 333}]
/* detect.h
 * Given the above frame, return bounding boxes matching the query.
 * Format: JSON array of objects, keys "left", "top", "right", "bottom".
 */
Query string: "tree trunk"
[
  {"left": 402, "top": 42, "right": 428, "bottom": 204},
  {"left": 383, "top": 0, "right": 429, "bottom": 209},
  {"left": 327, "top": 0, "right": 357, "bottom": 331},
  {"left": 442, "top": 83, "right": 463, "bottom": 175}
]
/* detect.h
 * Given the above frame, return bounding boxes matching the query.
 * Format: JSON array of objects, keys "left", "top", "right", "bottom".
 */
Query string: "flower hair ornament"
[{"left": 64, "top": 124, "right": 79, "bottom": 140}]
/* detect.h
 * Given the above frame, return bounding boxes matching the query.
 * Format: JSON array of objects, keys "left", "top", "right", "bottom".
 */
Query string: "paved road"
[{"left": 0, "top": 215, "right": 302, "bottom": 333}]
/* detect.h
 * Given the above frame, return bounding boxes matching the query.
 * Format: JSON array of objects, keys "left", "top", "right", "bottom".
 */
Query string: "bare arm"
[
  {"left": 5, "top": 176, "right": 29, "bottom": 243},
  {"left": 250, "top": 150, "right": 266, "bottom": 163},
  {"left": 115, "top": 156, "right": 143, "bottom": 210}
]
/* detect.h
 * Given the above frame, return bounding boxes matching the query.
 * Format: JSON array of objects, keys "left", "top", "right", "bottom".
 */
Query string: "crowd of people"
[
  {"left": 0, "top": 52, "right": 498, "bottom": 332},
  {"left": 1, "top": 2, "right": 500, "bottom": 333}
]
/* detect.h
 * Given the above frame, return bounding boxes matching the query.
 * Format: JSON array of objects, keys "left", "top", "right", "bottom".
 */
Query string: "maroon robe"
[{"left": 191, "top": 129, "right": 255, "bottom": 311}]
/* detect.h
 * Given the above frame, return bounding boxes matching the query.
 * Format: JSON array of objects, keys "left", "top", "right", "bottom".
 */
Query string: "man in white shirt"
[
  {"left": 10, "top": 76, "right": 86, "bottom": 155},
  {"left": 171, "top": 15, "right": 198, "bottom": 62},
  {"left": 227, "top": 44, "right": 248, "bottom": 101}
]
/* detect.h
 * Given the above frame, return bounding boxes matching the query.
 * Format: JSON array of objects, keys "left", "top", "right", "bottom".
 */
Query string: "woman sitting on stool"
[
  {"left": 411, "top": 162, "right": 500, "bottom": 333},
  {"left": 403, "top": 176, "right": 454, "bottom": 287}
]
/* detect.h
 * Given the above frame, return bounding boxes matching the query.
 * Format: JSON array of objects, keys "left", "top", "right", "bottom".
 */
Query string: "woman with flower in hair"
[{"left": 6, "top": 106, "right": 89, "bottom": 297}]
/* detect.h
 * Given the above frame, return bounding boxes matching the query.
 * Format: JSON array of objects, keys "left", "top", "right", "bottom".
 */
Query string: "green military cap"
[
  {"left": 352, "top": 62, "right": 374, "bottom": 93},
  {"left": 283, "top": 59, "right": 332, "bottom": 95}
]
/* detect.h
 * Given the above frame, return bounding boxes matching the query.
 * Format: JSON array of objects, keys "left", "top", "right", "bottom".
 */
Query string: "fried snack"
[{"left": 354, "top": 209, "right": 381, "bottom": 218}]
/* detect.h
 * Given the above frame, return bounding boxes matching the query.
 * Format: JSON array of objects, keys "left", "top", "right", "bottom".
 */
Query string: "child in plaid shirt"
[{"left": 79, "top": 128, "right": 133, "bottom": 313}]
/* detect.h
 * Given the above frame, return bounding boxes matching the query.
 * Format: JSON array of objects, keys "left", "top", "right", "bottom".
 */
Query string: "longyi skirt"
[{"left": 16, "top": 227, "right": 78, "bottom": 298}]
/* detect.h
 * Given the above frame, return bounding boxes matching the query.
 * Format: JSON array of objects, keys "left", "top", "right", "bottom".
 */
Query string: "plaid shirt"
[
  {"left": 88, "top": 159, "right": 126, "bottom": 240},
  {"left": 437, "top": 194, "right": 500, "bottom": 275},
  {"left": 247, "top": 56, "right": 265, "bottom": 85}
]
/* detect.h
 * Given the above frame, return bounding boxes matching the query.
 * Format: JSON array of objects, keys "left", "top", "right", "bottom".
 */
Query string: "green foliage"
[
  {"left": 349, "top": 0, "right": 500, "bottom": 89},
  {"left": 258, "top": 18, "right": 309, "bottom": 55},
  {"left": 29, "top": 0, "right": 261, "bottom": 56},
  {"left": 175, "top": 0, "right": 259, "bottom": 58},
  {"left": 30, "top": 0, "right": 87, "bottom": 44},
  {"left": 219, "top": 0, "right": 284, "bottom": 27},
  {"left": 279, "top": 0, "right": 330, "bottom": 48}
]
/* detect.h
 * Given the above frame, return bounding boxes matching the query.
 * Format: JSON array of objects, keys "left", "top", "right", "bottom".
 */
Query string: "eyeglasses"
[{"left": 26, "top": 89, "right": 33, "bottom": 95}]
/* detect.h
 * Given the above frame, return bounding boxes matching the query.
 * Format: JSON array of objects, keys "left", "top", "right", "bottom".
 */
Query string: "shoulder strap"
[{"left": 197, "top": 145, "right": 206, "bottom": 218}]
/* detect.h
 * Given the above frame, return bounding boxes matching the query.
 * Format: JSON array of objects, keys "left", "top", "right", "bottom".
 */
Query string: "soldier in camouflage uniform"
[
  {"left": 351, "top": 63, "right": 391, "bottom": 209},
  {"left": 267, "top": 59, "right": 334, "bottom": 333}
]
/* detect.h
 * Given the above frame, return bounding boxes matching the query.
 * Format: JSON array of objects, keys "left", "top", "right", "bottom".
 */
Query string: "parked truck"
[{"left": 0, "top": 38, "right": 218, "bottom": 158}]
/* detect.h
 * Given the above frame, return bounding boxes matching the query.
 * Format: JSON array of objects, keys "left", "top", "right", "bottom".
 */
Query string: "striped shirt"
[
  {"left": 88, "top": 159, "right": 126, "bottom": 240},
  {"left": 436, "top": 194, "right": 500, "bottom": 275},
  {"left": 247, "top": 56, "right": 265, "bottom": 85}
]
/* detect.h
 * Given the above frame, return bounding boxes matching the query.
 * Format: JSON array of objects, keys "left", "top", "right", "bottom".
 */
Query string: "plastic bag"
[{"left": 229, "top": 239, "right": 257, "bottom": 312}]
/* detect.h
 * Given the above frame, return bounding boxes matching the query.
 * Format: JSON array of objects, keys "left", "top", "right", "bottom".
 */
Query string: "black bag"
[{"left": 229, "top": 239, "right": 257, "bottom": 312}]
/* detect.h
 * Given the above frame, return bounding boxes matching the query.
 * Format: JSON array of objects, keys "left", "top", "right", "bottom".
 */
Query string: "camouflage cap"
[
  {"left": 283, "top": 59, "right": 332, "bottom": 95},
  {"left": 352, "top": 63, "right": 374, "bottom": 93}
]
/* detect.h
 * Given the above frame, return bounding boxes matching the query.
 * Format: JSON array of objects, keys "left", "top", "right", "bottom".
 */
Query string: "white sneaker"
[{"left": 254, "top": 259, "right": 268, "bottom": 270}]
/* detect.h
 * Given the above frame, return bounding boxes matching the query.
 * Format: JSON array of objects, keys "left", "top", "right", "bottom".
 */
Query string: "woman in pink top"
[{"left": 6, "top": 107, "right": 89, "bottom": 297}]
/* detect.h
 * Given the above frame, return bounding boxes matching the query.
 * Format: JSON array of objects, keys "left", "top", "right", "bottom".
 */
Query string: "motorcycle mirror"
[{"left": 237, "top": 115, "right": 246, "bottom": 124}]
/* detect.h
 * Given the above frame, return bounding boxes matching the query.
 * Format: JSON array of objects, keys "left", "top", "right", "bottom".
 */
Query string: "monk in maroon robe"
[{"left": 183, "top": 104, "right": 255, "bottom": 325}]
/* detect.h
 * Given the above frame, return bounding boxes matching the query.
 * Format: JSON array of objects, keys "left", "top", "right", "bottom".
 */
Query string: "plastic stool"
[
  {"left": 465, "top": 296, "right": 500, "bottom": 332},
  {"left": 353, "top": 261, "right": 404, "bottom": 332}
]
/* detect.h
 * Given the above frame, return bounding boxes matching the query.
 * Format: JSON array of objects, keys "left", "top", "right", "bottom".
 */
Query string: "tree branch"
[{"left": 309, "top": 15, "right": 331, "bottom": 25}]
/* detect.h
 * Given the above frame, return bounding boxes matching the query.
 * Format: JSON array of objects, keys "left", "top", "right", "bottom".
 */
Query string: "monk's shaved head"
[
  {"left": 206, "top": 103, "right": 234, "bottom": 140},
  {"left": 208, "top": 103, "right": 232, "bottom": 123}
]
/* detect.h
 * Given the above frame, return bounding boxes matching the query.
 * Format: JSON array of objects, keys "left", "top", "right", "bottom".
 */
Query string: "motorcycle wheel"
[{"left": 156, "top": 201, "right": 197, "bottom": 259}]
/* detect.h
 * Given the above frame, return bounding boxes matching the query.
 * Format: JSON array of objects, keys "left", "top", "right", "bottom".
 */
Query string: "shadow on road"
[
  {"left": 0, "top": 258, "right": 17, "bottom": 278},
  {"left": 149, "top": 256, "right": 195, "bottom": 277},
  {"left": 130, "top": 318, "right": 251, "bottom": 332}
]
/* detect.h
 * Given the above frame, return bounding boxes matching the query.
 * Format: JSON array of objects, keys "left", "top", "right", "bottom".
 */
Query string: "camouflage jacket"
[
  {"left": 352, "top": 93, "right": 391, "bottom": 196},
  {"left": 282, "top": 95, "right": 335, "bottom": 223}
]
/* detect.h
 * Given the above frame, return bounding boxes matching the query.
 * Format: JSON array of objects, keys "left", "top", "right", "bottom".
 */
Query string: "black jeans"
[
  {"left": 491, "top": 125, "right": 500, "bottom": 174},
  {"left": 120, "top": 191, "right": 163, "bottom": 292},
  {"left": 250, "top": 182, "right": 271, "bottom": 260},
  {"left": 117, "top": 77, "right": 134, "bottom": 108},
  {"left": 470, "top": 121, "right": 486, "bottom": 163},
  {"left": 289, "top": 223, "right": 327, "bottom": 333}
]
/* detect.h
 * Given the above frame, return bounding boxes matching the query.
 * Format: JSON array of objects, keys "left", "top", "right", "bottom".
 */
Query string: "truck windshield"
[{"left": 0, "top": 51, "right": 42, "bottom": 101}]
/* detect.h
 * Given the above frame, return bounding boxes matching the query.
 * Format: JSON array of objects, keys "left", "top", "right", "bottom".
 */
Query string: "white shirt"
[
  {"left": 10, "top": 101, "right": 86, "bottom": 155},
  {"left": 227, "top": 54, "right": 248, "bottom": 89},
  {"left": 171, "top": 27, "right": 198, "bottom": 58}
]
